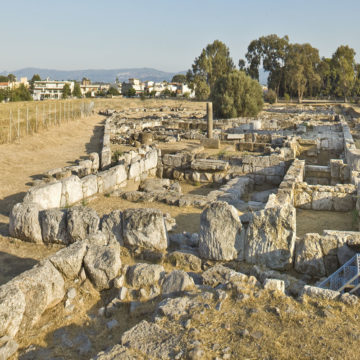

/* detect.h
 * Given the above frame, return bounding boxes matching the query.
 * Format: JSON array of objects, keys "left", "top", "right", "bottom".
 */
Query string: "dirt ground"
[{"left": 296, "top": 209, "right": 356, "bottom": 237}]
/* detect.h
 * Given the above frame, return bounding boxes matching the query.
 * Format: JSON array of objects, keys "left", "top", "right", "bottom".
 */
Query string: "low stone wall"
[
  {"left": 294, "top": 230, "right": 360, "bottom": 277},
  {"left": 294, "top": 182, "right": 356, "bottom": 211},
  {"left": 100, "top": 116, "right": 113, "bottom": 169},
  {"left": 340, "top": 115, "right": 360, "bottom": 171},
  {"left": 21, "top": 146, "right": 159, "bottom": 210},
  {"left": 305, "top": 159, "right": 351, "bottom": 185}
]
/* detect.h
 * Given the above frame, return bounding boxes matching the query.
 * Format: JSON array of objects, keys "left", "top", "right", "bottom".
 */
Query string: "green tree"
[
  {"left": 212, "top": 70, "right": 263, "bottom": 118},
  {"left": 62, "top": 83, "right": 71, "bottom": 99},
  {"left": 107, "top": 86, "right": 120, "bottom": 96},
  {"left": 72, "top": 82, "right": 82, "bottom": 98},
  {"left": 0, "top": 75, "right": 9, "bottom": 82},
  {"left": 0, "top": 89, "right": 10, "bottom": 102},
  {"left": 10, "top": 84, "right": 32, "bottom": 102},
  {"left": 317, "top": 58, "right": 334, "bottom": 97},
  {"left": 285, "top": 43, "right": 320, "bottom": 103},
  {"left": 171, "top": 74, "right": 186, "bottom": 83},
  {"left": 85, "top": 91, "right": 92, "bottom": 98},
  {"left": 127, "top": 88, "right": 136, "bottom": 97},
  {"left": 7, "top": 74, "right": 16, "bottom": 82},
  {"left": 245, "top": 34, "right": 289, "bottom": 99},
  {"left": 331, "top": 45, "right": 356, "bottom": 102},
  {"left": 264, "top": 89, "right": 277, "bottom": 104},
  {"left": 187, "top": 40, "right": 235, "bottom": 100},
  {"left": 29, "top": 74, "right": 41, "bottom": 93}
]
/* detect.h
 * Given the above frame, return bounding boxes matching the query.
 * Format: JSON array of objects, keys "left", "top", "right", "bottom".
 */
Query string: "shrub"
[
  {"left": 212, "top": 70, "right": 263, "bottom": 118},
  {"left": 284, "top": 93, "right": 291, "bottom": 103},
  {"left": 264, "top": 89, "right": 277, "bottom": 104}
]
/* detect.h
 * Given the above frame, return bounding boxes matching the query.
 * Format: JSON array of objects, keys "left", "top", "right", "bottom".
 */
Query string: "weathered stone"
[
  {"left": 92, "top": 344, "right": 138, "bottom": 360},
  {"left": 101, "top": 210, "right": 123, "bottom": 246},
  {"left": 168, "top": 251, "right": 202, "bottom": 272},
  {"left": 82, "top": 175, "right": 98, "bottom": 198},
  {"left": 312, "top": 191, "right": 333, "bottom": 210},
  {"left": 84, "top": 244, "right": 121, "bottom": 290},
  {"left": 294, "top": 191, "right": 312, "bottom": 209},
  {"left": 263, "top": 279, "right": 285, "bottom": 293},
  {"left": 121, "top": 320, "right": 180, "bottom": 359},
  {"left": 302, "top": 285, "right": 340, "bottom": 300},
  {"left": 123, "top": 208, "right": 168, "bottom": 251},
  {"left": 161, "top": 270, "right": 195, "bottom": 295},
  {"left": 294, "top": 234, "right": 326, "bottom": 277},
  {"left": 97, "top": 168, "right": 118, "bottom": 193},
  {"left": 157, "top": 296, "right": 194, "bottom": 320},
  {"left": 60, "top": 175, "right": 84, "bottom": 207},
  {"left": 333, "top": 193, "right": 355, "bottom": 211},
  {"left": 67, "top": 206, "right": 100, "bottom": 243},
  {"left": 202, "top": 265, "right": 238, "bottom": 287},
  {"left": 126, "top": 263, "right": 164, "bottom": 288},
  {"left": 245, "top": 204, "right": 296, "bottom": 270},
  {"left": 0, "top": 336, "right": 18, "bottom": 360},
  {"left": 23, "top": 181, "right": 62, "bottom": 209},
  {"left": 40, "top": 208, "right": 69, "bottom": 245},
  {"left": 0, "top": 283, "right": 26, "bottom": 338},
  {"left": 49, "top": 241, "right": 88, "bottom": 279},
  {"left": 9, "top": 202, "right": 42, "bottom": 243},
  {"left": 191, "top": 159, "right": 229, "bottom": 171},
  {"left": 11, "top": 260, "right": 65, "bottom": 332},
  {"left": 337, "top": 244, "right": 356, "bottom": 266},
  {"left": 89, "top": 152, "right": 100, "bottom": 173},
  {"left": 199, "top": 201, "right": 244, "bottom": 261}
]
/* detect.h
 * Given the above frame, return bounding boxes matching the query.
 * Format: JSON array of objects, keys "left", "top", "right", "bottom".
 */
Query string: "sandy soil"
[{"left": 296, "top": 209, "right": 356, "bottom": 237}]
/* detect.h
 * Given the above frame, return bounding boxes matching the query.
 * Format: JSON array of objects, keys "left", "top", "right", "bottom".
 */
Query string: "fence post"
[
  {"left": 17, "top": 108, "right": 20, "bottom": 139},
  {"left": 35, "top": 105, "right": 38, "bottom": 132},
  {"left": 26, "top": 106, "right": 29, "bottom": 134},
  {"left": 9, "top": 110, "right": 12, "bottom": 142}
]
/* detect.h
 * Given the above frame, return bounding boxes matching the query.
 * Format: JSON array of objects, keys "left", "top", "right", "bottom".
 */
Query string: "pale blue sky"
[{"left": 1, "top": 0, "right": 359, "bottom": 72}]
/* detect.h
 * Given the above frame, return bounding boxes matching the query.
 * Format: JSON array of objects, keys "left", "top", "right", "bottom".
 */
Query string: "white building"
[{"left": 33, "top": 80, "right": 75, "bottom": 100}]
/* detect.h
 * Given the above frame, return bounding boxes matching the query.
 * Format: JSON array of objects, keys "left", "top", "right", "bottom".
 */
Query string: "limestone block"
[
  {"left": 294, "top": 233, "right": 326, "bottom": 277},
  {"left": 89, "top": 152, "right": 100, "bottom": 173},
  {"left": 100, "top": 210, "right": 123, "bottom": 246},
  {"left": 294, "top": 190, "right": 312, "bottom": 209},
  {"left": 101, "top": 147, "right": 112, "bottom": 170},
  {"left": 144, "top": 149, "right": 158, "bottom": 171},
  {"left": 113, "top": 164, "right": 127, "bottom": 184},
  {"left": 77, "top": 160, "right": 92, "bottom": 177},
  {"left": 127, "top": 263, "right": 164, "bottom": 288},
  {"left": 49, "top": 241, "right": 88, "bottom": 279},
  {"left": 23, "top": 181, "right": 62, "bottom": 209},
  {"left": 245, "top": 204, "right": 296, "bottom": 270},
  {"left": 302, "top": 285, "right": 339, "bottom": 300},
  {"left": 312, "top": 191, "right": 333, "bottom": 210},
  {"left": 0, "top": 336, "right": 18, "bottom": 360},
  {"left": 11, "top": 260, "right": 65, "bottom": 332},
  {"left": 333, "top": 193, "right": 355, "bottom": 211},
  {"left": 161, "top": 270, "right": 195, "bottom": 295},
  {"left": 128, "top": 161, "right": 141, "bottom": 180},
  {"left": 0, "top": 282, "right": 26, "bottom": 338},
  {"left": 190, "top": 159, "right": 229, "bottom": 172},
  {"left": 40, "top": 208, "right": 69, "bottom": 245},
  {"left": 97, "top": 168, "right": 117, "bottom": 193},
  {"left": 84, "top": 244, "right": 121, "bottom": 290},
  {"left": 67, "top": 206, "right": 100, "bottom": 242},
  {"left": 123, "top": 208, "right": 168, "bottom": 251},
  {"left": 82, "top": 174, "right": 98, "bottom": 198},
  {"left": 9, "top": 202, "right": 42, "bottom": 243},
  {"left": 263, "top": 279, "right": 285, "bottom": 293},
  {"left": 60, "top": 176, "right": 83, "bottom": 207},
  {"left": 199, "top": 201, "right": 244, "bottom": 261}
]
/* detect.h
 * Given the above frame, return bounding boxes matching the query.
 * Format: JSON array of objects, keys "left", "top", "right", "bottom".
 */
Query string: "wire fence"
[{"left": 0, "top": 100, "right": 95, "bottom": 144}]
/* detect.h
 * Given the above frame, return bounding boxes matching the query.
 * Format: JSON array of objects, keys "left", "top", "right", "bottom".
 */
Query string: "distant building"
[
  {"left": 33, "top": 79, "right": 75, "bottom": 100},
  {"left": 122, "top": 78, "right": 145, "bottom": 95}
]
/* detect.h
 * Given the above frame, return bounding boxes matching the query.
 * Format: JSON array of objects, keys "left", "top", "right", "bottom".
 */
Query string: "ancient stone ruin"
[{"left": 1, "top": 103, "right": 360, "bottom": 359}]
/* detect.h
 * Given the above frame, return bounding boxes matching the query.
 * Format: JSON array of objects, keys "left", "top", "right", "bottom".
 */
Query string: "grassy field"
[{"left": 0, "top": 97, "right": 205, "bottom": 144}]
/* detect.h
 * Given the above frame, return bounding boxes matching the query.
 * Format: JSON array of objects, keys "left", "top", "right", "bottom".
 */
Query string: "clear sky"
[{"left": 1, "top": 0, "right": 360, "bottom": 72}]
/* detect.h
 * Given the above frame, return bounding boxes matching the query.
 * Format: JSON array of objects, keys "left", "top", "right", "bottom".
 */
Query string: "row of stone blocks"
[{"left": 22, "top": 147, "right": 159, "bottom": 210}]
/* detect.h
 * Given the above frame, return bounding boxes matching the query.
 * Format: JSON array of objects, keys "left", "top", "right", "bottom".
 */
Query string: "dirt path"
[{"left": 0, "top": 114, "right": 105, "bottom": 233}]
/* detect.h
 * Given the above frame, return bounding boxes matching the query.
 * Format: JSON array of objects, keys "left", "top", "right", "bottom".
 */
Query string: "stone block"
[
  {"left": 82, "top": 174, "right": 98, "bottom": 198},
  {"left": 312, "top": 191, "right": 333, "bottom": 211},
  {"left": 60, "top": 176, "right": 83, "bottom": 207},
  {"left": 23, "top": 181, "right": 62, "bottom": 209}
]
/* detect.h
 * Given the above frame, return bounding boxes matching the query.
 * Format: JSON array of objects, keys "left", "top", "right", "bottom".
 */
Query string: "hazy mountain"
[{"left": 0, "top": 67, "right": 186, "bottom": 83}]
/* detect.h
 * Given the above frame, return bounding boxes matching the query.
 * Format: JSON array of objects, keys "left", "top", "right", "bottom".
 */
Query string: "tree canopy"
[
  {"left": 62, "top": 83, "right": 71, "bottom": 99},
  {"left": 72, "top": 82, "right": 82, "bottom": 98},
  {"left": 171, "top": 74, "right": 186, "bottom": 83},
  {"left": 212, "top": 70, "right": 263, "bottom": 118},
  {"left": 186, "top": 40, "right": 235, "bottom": 100}
]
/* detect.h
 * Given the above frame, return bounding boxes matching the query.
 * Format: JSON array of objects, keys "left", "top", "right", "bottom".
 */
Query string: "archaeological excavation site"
[{"left": 2, "top": 102, "right": 360, "bottom": 360}]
